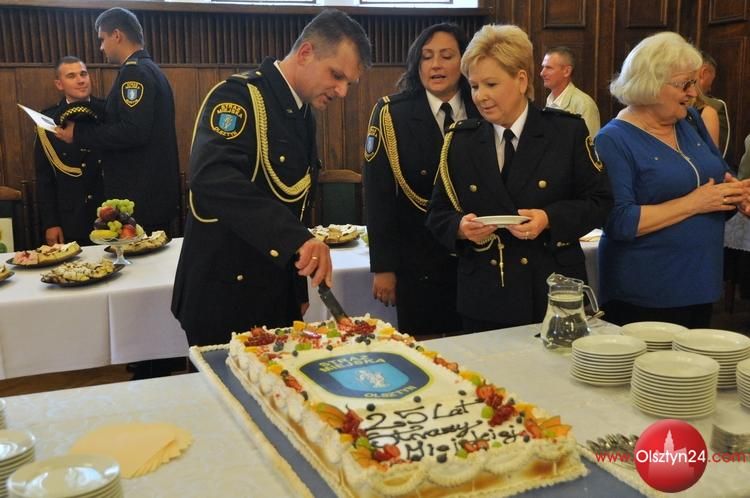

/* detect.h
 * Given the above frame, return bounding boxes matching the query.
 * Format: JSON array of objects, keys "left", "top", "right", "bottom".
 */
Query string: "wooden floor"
[{"left": 2, "top": 293, "right": 750, "bottom": 398}]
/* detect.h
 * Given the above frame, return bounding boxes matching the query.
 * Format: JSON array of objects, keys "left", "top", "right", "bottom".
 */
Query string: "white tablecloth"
[
  {"left": 4, "top": 325, "right": 747, "bottom": 497},
  {"left": 304, "top": 238, "right": 398, "bottom": 325},
  {"left": 0, "top": 237, "right": 400, "bottom": 379},
  {"left": 0, "top": 241, "right": 188, "bottom": 379}
]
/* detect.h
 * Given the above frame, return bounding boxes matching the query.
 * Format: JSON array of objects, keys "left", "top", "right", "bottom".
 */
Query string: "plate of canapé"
[
  {"left": 7, "top": 242, "right": 81, "bottom": 268},
  {"left": 310, "top": 224, "right": 361, "bottom": 246},
  {"left": 40, "top": 259, "right": 124, "bottom": 287},
  {"left": 104, "top": 230, "right": 170, "bottom": 256},
  {"left": 0, "top": 264, "right": 13, "bottom": 284}
]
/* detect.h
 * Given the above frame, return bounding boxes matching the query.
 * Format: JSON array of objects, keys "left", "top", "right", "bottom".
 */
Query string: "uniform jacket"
[
  {"left": 34, "top": 97, "right": 106, "bottom": 242},
  {"left": 74, "top": 50, "right": 179, "bottom": 227},
  {"left": 427, "top": 103, "right": 613, "bottom": 325},
  {"left": 172, "top": 58, "right": 318, "bottom": 346},
  {"left": 363, "top": 90, "right": 479, "bottom": 281}
]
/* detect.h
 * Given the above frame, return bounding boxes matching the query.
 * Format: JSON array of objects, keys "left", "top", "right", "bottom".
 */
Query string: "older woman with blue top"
[{"left": 595, "top": 32, "right": 750, "bottom": 328}]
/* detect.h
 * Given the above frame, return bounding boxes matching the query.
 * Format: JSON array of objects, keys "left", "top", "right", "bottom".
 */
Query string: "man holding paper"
[
  {"left": 55, "top": 7, "right": 179, "bottom": 235},
  {"left": 35, "top": 56, "right": 105, "bottom": 245}
]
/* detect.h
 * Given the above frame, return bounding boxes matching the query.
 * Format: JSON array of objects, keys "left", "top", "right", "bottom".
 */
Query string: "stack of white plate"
[
  {"left": 738, "top": 358, "right": 750, "bottom": 409},
  {"left": 673, "top": 329, "right": 750, "bottom": 389},
  {"left": 631, "top": 351, "right": 719, "bottom": 418},
  {"left": 0, "top": 430, "right": 35, "bottom": 498},
  {"left": 621, "top": 321, "right": 687, "bottom": 351},
  {"left": 571, "top": 335, "right": 647, "bottom": 386},
  {"left": 8, "top": 455, "right": 122, "bottom": 498}
]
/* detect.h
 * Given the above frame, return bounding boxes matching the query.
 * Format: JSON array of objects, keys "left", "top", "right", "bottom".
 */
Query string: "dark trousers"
[
  {"left": 396, "top": 273, "right": 462, "bottom": 338},
  {"left": 602, "top": 300, "right": 713, "bottom": 329}
]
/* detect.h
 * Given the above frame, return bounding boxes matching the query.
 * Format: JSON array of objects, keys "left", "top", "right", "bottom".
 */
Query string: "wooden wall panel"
[
  {"left": 543, "top": 0, "right": 587, "bottom": 28},
  {"left": 625, "top": 0, "right": 668, "bottom": 28},
  {"left": 0, "top": 69, "right": 21, "bottom": 186},
  {"left": 708, "top": 0, "right": 747, "bottom": 24}
]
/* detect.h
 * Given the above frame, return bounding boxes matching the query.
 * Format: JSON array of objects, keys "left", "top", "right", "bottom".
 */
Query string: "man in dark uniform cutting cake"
[
  {"left": 35, "top": 56, "right": 105, "bottom": 246},
  {"left": 172, "top": 10, "right": 372, "bottom": 347}
]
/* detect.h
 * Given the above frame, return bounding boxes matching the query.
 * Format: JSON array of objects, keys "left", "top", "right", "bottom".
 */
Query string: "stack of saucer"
[
  {"left": 631, "top": 351, "right": 719, "bottom": 418},
  {"left": 621, "top": 321, "right": 687, "bottom": 351},
  {"left": 0, "top": 430, "right": 36, "bottom": 498},
  {"left": 673, "top": 329, "right": 750, "bottom": 389},
  {"left": 571, "top": 335, "right": 647, "bottom": 386},
  {"left": 8, "top": 454, "right": 122, "bottom": 498},
  {"left": 738, "top": 358, "right": 750, "bottom": 409}
]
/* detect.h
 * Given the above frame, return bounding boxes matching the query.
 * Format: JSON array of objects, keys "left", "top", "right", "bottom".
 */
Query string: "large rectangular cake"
[{"left": 218, "top": 317, "right": 586, "bottom": 497}]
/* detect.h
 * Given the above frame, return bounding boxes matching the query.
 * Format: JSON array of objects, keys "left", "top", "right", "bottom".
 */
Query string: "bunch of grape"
[
  {"left": 100, "top": 199, "right": 135, "bottom": 216},
  {"left": 90, "top": 199, "right": 143, "bottom": 240}
]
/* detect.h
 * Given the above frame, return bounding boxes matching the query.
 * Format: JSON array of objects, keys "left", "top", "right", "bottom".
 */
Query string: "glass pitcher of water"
[{"left": 540, "top": 273, "right": 599, "bottom": 350}]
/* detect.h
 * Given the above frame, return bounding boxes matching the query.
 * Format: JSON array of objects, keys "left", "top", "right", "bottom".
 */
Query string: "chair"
[
  {"left": 0, "top": 183, "right": 34, "bottom": 251},
  {"left": 313, "top": 169, "right": 363, "bottom": 226}
]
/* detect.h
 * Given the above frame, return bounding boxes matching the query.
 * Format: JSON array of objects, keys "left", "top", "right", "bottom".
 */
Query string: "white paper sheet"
[{"left": 17, "top": 103, "right": 57, "bottom": 132}]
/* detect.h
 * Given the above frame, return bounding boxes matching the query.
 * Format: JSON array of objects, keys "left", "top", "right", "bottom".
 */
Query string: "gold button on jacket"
[
  {"left": 538, "top": 180, "right": 547, "bottom": 189},
  {"left": 269, "top": 249, "right": 279, "bottom": 257},
  {"left": 236, "top": 274, "right": 244, "bottom": 281}
]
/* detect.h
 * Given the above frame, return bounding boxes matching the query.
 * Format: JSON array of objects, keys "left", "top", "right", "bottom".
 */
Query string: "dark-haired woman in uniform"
[{"left": 363, "top": 23, "right": 480, "bottom": 337}]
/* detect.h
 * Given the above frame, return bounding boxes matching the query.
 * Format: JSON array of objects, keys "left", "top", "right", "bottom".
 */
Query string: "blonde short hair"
[
  {"left": 461, "top": 24, "right": 534, "bottom": 100},
  {"left": 610, "top": 32, "right": 702, "bottom": 106}
]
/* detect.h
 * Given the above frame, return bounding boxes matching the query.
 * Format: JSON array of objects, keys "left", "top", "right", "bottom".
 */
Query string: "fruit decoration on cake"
[{"left": 89, "top": 199, "right": 144, "bottom": 241}]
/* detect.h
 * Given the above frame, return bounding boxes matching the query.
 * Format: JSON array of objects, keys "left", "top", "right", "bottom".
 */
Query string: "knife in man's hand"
[{"left": 317, "top": 282, "right": 349, "bottom": 322}]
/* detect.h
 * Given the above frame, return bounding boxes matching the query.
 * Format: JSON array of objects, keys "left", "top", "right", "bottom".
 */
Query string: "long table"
[
  {"left": 0, "top": 235, "right": 599, "bottom": 379},
  {"left": 4, "top": 325, "right": 747, "bottom": 497}
]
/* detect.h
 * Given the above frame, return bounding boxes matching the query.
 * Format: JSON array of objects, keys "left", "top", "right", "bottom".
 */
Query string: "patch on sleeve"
[
  {"left": 210, "top": 102, "right": 247, "bottom": 140},
  {"left": 121, "top": 81, "right": 144, "bottom": 107},
  {"left": 364, "top": 125, "right": 381, "bottom": 162},
  {"left": 585, "top": 136, "right": 604, "bottom": 172}
]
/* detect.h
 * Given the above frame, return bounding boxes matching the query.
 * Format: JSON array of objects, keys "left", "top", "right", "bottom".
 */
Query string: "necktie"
[
  {"left": 440, "top": 102, "right": 454, "bottom": 133},
  {"left": 502, "top": 128, "right": 515, "bottom": 182}
]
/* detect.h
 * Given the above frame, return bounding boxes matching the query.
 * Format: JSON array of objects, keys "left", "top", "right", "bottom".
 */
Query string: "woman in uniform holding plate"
[{"left": 426, "top": 24, "right": 612, "bottom": 332}]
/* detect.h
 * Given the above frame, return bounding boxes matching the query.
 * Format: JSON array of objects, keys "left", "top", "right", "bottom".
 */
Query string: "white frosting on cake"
[{"left": 226, "top": 317, "right": 587, "bottom": 497}]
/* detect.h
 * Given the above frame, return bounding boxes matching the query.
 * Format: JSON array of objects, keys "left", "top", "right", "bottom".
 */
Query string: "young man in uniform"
[
  {"left": 172, "top": 10, "right": 372, "bottom": 347},
  {"left": 36, "top": 56, "right": 105, "bottom": 246}
]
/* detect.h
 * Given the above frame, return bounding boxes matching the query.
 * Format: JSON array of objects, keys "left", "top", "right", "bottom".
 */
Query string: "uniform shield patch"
[
  {"left": 364, "top": 125, "right": 380, "bottom": 162},
  {"left": 210, "top": 103, "right": 247, "bottom": 140},
  {"left": 585, "top": 136, "right": 604, "bottom": 172},
  {"left": 121, "top": 81, "right": 144, "bottom": 108}
]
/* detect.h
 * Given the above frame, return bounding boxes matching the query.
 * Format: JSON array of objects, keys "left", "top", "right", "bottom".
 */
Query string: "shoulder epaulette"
[
  {"left": 124, "top": 60, "right": 138, "bottom": 66},
  {"left": 541, "top": 107, "right": 582, "bottom": 119},
  {"left": 451, "top": 118, "right": 482, "bottom": 131},
  {"left": 228, "top": 70, "right": 263, "bottom": 87},
  {"left": 380, "top": 92, "right": 409, "bottom": 107}
]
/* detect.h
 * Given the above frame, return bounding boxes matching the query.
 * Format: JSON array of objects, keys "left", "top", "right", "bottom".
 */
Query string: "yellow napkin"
[{"left": 70, "top": 422, "right": 192, "bottom": 478}]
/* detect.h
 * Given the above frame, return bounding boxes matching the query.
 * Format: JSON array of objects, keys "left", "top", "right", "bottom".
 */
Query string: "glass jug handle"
[{"left": 582, "top": 284, "right": 599, "bottom": 315}]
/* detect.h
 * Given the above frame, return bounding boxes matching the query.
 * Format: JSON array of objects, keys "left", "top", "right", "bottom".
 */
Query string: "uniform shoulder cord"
[
  {"left": 37, "top": 126, "right": 83, "bottom": 177},
  {"left": 380, "top": 104, "right": 429, "bottom": 213},
  {"left": 438, "top": 130, "right": 505, "bottom": 287}
]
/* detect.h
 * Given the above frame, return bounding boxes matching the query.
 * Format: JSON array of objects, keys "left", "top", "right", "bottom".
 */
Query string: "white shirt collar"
[
  {"left": 546, "top": 81, "right": 574, "bottom": 108},
  {"left": 492, "top": 100, "right": 529, "bottom": 144},
  {"left": 274, "top": 60, "right": 303, "bottom": 110},
  {"left": 425, "top": 90, "right": 466, "bottom": 133}
]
